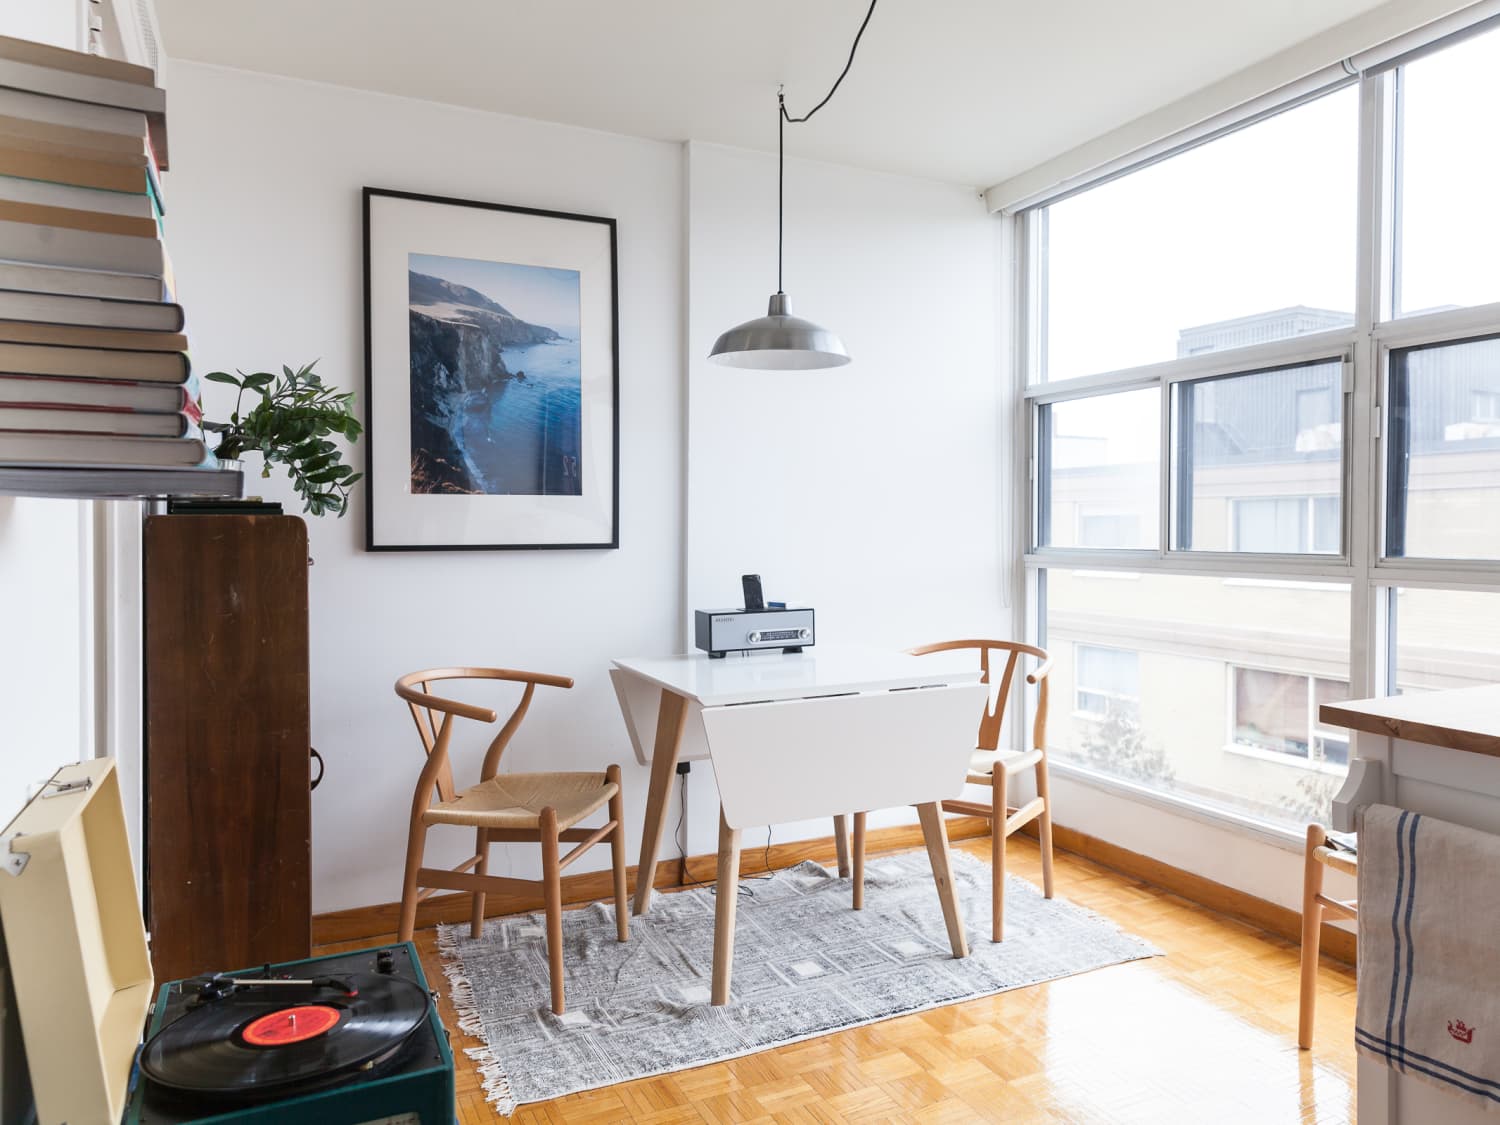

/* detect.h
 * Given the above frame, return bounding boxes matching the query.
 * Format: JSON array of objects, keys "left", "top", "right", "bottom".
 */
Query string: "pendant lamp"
[{"left": 708, "top": 1, "right": 879, "bottom": 370}]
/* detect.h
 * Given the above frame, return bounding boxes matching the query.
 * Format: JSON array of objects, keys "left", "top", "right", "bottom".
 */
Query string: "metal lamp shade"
[{"left": 708, "top": 292, "right": 850, "bottom": 370}]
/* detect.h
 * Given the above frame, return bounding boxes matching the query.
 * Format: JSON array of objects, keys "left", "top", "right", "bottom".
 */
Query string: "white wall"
[
  {"left": 0, "top": 499, "right": 85, "bottom": 813},
  {"left": 684, "top": 142, "right": 1004, "bottom": 843},
  {"left": 4, "top": 2, "right": 83, "bottom": 53},
  {"left": 164, "top": 63, "right": 685, "bottom": 912},
  {"left": 164, "top": 62, "right": 1008, "bottom": 913}
]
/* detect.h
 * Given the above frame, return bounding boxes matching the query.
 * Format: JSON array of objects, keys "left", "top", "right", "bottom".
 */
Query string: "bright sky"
[
  {"left": 1043, "top": 24, "right": 1500, "bottom": 461},
  {"left": 409, "top": 252, "right": 581, "bottom": 336}
]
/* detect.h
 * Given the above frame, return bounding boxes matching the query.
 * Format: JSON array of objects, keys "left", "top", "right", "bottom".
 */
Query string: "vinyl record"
[{"left": 139, "top": 972, "right": 430, "bottom": 1100}]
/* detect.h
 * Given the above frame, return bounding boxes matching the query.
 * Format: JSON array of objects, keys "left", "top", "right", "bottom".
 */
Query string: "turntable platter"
[{"left": 139, "top": 971, "right": 430, "bottom": 1101}]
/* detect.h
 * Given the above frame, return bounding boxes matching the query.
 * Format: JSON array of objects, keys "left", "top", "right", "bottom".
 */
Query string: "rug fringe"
[{"left": 436, "top": 924, "right": 518, "bottom": 1116}]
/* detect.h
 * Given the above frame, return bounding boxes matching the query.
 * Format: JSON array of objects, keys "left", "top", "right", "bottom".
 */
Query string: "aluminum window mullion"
[
  {"left": 1347, "top": 68, "right": 1388, "bottom": 700},
  {"left": 1158, "top": 372, "right": 1171, "bottom": 558},
  {"left": 1372, "top": 301, "right": 1500, "bottom": 346},
  {"left": 1023, "top": 549, "right": 1357, "bottom": 582},
  {"left": 1024, "top": 329, "right": 1360, "bottom": 402}
]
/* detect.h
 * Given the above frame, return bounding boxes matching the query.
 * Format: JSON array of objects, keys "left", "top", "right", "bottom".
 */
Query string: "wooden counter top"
[{"left": 1320, "top": 683, "right": 1500, "bottom": 759}]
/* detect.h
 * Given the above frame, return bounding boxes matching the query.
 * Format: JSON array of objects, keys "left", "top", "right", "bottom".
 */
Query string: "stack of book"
[{"left": 0, "top": 33, "right": 210, "bottom": 472}]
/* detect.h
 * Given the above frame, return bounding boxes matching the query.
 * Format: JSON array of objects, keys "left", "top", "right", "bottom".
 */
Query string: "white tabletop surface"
[{"left": 612, "top": 644, "right": 981, "bottom": 707}]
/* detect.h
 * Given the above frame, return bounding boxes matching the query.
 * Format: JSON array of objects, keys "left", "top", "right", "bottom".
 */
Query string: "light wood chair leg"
[
  {"left": 1036, "top": 757, "right": 1055, "bottom": 899},
  {"left": 852, "top": 811, "right": 867, "bottom": 910},
  {"left": 1299, "top": 823, "right": 1326, "bottom": 1050},
  {"left": 634, "top": 688, "right": 687, "bottom": 916},
  {"left": 916, "top": 801, "right": 968, "bottom": 959},
  {"left": 540, "top": 806, "right": 565, "bottom": 1015},
  {"left": 711, "top": 805, "right": 742, "bottom": 1006},
  {"left": 607, "top": 764, "right": 629, "bottom": 942},
  {"left": 397, "top": 819, "right": 427, "bottom": 943},
  {"left": 991, "top": 770, "right": 1008, "bottom": 942},
  {"left": 833, "top": 814, "right": 852, "bottom": 878},
  {"left": 469, "top": 827, "right": 490, "bottom": 939}
]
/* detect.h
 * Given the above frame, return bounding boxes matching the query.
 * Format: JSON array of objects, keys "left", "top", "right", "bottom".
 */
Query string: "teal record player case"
[
  {"left": 122, "top": 942, "right": 454, "bottom": 1124},
  {"left": 123, "top": 948, "right": 453, "bottom": 1122}
]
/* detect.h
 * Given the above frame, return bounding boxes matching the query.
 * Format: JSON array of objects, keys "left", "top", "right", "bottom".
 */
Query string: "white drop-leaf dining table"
[{"left": 610, "top": 645, "right": 988, "bottom": 1004}]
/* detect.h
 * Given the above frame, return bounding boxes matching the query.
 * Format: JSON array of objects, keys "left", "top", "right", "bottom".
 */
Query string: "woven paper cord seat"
[{"left": 423, "top": 772, "right": 618, "bottom": 832}]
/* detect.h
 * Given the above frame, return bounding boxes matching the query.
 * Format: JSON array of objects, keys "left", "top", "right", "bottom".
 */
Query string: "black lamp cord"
[{"left": 774, "top": 0, "right": 880, "bottom": 296}]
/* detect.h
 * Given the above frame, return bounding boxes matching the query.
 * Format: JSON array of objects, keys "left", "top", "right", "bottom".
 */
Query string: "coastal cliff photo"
[
  {"left": 365, "top": 188, "right": 617, "bottom": 549},
  {"left": 407, "top": 252, "right": 581, "bottom": 496}
]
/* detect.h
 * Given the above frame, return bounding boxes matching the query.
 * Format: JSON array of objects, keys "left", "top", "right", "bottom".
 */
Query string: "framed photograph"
[{"left": 363, "top": 188, "right": 618, "bottom": 550}]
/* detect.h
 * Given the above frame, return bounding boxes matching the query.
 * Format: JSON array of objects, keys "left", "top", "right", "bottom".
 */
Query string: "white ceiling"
[{"left": 153, "top": 0, "right": 1393, "bottom": 190}]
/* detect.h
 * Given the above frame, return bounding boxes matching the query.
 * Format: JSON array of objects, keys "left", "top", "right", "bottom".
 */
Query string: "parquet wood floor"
[{"left": 317, "top": 834, "right": 1357, "bottom": 1123}]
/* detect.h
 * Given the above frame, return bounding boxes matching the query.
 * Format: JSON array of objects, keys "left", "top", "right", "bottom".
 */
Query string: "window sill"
[{"left": 1046, "top": 758, "right": 1307, "bottom": 852}]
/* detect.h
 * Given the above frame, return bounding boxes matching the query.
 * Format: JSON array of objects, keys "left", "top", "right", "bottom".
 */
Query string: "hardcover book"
[{"left": 0, "top": 340, "right": 188, "bottom": 382}]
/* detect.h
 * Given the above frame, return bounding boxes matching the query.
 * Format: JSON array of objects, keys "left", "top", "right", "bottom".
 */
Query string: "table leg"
[
  {"left": 852, "top": 811, "right": 867, "bottom": 910},
  {"left": 633, "top": 687, "right": 688, "bottom": 916},
  {"left": 916, "top": 801, "right": 969, "bottom": 959},
  {"left": 711, "top": 805, "right": 742, "bottom": 1005},
  {"left": 833, "top": 814, "right": 852, "bottom": 878}
]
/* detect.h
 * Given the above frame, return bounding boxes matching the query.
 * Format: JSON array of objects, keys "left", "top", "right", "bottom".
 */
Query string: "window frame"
[{"left": 1010, "top": 36, "right": 1500, "bottom": 844}]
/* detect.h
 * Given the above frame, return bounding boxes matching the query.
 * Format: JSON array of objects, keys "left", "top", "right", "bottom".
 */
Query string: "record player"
[{"left": 0, "top": 759, "right": 454, "bottom": 1124}]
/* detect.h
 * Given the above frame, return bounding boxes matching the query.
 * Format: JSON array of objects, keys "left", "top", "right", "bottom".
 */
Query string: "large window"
[{"left": 1021, "top": 23, "right": 1500, "bottom": 832}]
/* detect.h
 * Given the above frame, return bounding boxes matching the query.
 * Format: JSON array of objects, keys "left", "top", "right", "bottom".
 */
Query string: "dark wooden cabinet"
[{"left": 143, "top": 514, "right": 311, "bottom": 981}]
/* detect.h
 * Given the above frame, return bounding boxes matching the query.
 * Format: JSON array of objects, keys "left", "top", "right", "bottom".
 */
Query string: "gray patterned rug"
[{"left": 436, "top": 849, "right": 1158, "bottom": 1114}]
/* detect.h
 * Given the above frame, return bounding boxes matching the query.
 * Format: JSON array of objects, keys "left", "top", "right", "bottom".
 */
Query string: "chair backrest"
[
  {"left": 393, "top": 667, "right": 574, "bottom": 804},
  {"left": 906, "top": 640, "right": 1052, "bottom": 752}
]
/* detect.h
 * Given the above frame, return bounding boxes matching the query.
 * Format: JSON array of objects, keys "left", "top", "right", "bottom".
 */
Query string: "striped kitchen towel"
[{"left": 1356, "top": 803, "right": 1500, "bottom": 1112}]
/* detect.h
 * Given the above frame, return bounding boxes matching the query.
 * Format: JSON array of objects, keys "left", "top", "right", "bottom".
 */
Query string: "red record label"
[{"left": 240, "top": 1004, "right": 341, "bottom": 1047}]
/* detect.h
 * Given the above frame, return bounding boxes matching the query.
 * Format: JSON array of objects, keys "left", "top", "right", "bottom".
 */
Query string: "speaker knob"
[
  {"left": 798, "top": 628, "right": 811, "bottom": 640},
  {"left": 747, "top": 631, "right": 762, "bottom": 643}
]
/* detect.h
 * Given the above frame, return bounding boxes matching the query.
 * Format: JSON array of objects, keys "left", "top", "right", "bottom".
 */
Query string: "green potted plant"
[{"left": 203, "top": 361, "right": 363, "bottom": 517}]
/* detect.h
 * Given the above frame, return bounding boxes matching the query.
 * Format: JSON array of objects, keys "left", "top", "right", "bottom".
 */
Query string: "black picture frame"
[{"left": 362, "top": 187, "right": 619, "bottom": 551}]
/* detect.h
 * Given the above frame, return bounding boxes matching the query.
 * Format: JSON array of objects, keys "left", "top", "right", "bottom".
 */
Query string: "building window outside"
[
  {"left": 1474, "top": 389, "right": 1500, "bottom": 422},
  {"left": 1231, "top": 495, "right": 1339, "bottom": 553},
  {"left": 1075, "top": 644, "right": 1140, "bottom": 718},
  {"left": 1079, "top": 512, "right": 1141, "bottom": 548},
  {"left": 1230, "top": 668, "right": 1350, "bottom": 767}
]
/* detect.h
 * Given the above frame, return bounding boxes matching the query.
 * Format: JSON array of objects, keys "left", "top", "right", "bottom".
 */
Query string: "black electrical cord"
[
  {"left": 780, "top": 0, "right": 880, "bottom": 125},
  {"left": 774, "top": 0, "right": 880, "bottom": 295},
  {"left": 674, "top": 770, "right": 775, "bottom": 898}
]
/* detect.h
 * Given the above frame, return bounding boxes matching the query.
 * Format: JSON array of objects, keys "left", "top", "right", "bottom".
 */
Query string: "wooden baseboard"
[
  {"left": 314, "top": 813, "right": 1355, "bottom": 966},
  {"left": 1020, "top": 820, "right": 1356, "bottom": 966},
  {"left": 312, "top": 815, "right": 993, "bottom": 946}
]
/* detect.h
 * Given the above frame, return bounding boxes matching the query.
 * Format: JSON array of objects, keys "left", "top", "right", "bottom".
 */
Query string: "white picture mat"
[{"left": 367, "top": 192, "right": 616, "bottom": 547}]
